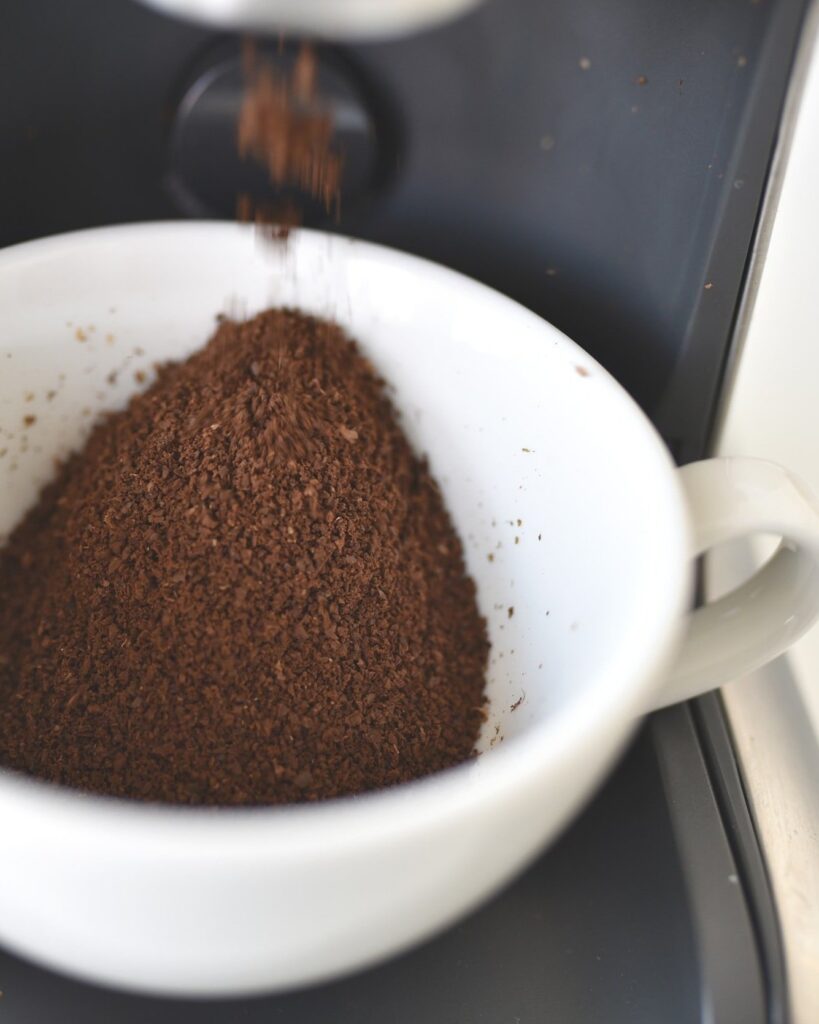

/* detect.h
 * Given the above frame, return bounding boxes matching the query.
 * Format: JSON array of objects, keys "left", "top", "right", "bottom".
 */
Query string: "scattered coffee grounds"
[
  {"left": 0, "top": 310, "right": 489, "bottom": 805},
  {"left": 237, "top": 41, "right": 343, "bottom": 227}
]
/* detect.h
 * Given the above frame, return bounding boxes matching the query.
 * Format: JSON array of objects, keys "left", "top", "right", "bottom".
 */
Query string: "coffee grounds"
[
  {"left": 236, "top": 193, "right": 300, "bottom": 241},
  {"left": 237, "top": 41, "right": 342, "bottom": 224},
  {"left": 0, "top": 310, "right": 489, "bottom": 805}
]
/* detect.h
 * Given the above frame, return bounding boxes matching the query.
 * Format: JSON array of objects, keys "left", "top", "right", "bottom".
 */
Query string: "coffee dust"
[
  {"left": 0, "top": 310, "right": 489, "bottom": 805},
  {"left": 237, "top": 41, "right": 342, "bottom": 230}
]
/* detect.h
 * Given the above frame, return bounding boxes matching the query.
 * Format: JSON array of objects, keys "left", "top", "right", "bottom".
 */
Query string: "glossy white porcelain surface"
[{"left": 0, "top": 223, "right": 815, "bottom": 996}]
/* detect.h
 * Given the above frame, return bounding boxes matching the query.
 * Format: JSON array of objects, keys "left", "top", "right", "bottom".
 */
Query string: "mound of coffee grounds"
[{"left": 0, "top": 310, "right": 488, "bottom": 805}]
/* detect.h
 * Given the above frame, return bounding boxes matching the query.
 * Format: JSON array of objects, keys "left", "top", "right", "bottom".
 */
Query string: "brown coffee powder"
[
  {"left": 0, "top": 310, "right": 489, "bottom": 805},
  {"left": 237, "top": 41, "right": 342, "bottom": 224}
]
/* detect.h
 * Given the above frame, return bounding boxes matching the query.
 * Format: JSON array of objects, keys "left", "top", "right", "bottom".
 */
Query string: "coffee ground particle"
[
  {"left": 236, "top": 193, "right": 299, "bottom": 241},
  {"left": 0, "top": 310, "right": 489, "bottom": 805},
  {"left": 237, "top": 41, "right": 342, "bottom": 225}
]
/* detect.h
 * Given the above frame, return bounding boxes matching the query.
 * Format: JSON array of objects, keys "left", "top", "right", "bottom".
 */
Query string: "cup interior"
[{"left": 0, "top": 224, "right": 687, "bottom": 767}]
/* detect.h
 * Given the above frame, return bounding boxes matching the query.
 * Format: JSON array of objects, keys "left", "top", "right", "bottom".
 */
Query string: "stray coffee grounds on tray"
[{"left": 0, "top": 310, "right": 488, "bottom": 805}]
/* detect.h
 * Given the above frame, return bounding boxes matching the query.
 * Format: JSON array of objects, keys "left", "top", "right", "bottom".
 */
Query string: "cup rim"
[{"left": 0, "top": 222, "right": 693, "bottom": 851}]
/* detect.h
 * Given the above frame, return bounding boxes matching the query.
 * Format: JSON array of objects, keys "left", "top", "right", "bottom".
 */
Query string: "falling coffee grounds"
[
  {"left": 237, "top": 40, "right": 342, "bottom": 232},
  {"left": 0, "top": 310, "right": 489, "bottom": 805}
]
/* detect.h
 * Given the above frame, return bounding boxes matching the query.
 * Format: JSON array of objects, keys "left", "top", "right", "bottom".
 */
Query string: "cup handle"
[{"left": 652, "top": 457, "right": 819, "bottom": 710}]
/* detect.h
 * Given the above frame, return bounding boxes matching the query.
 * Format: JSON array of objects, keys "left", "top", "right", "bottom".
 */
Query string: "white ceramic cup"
[{"left": 0, "top": 224, "right": 817, "bottom": 997}]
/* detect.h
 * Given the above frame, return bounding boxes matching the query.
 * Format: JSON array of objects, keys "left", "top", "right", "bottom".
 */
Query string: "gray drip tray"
[{"left": 0, "top": 710, "right": 762, "bottom": 1024}]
